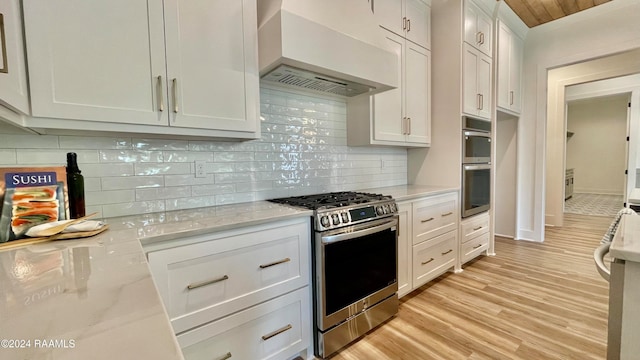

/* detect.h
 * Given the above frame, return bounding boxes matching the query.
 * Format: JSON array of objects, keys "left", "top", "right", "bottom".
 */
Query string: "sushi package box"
[{"left": 0, "top": 167, "right": 69, "bottom": 243}]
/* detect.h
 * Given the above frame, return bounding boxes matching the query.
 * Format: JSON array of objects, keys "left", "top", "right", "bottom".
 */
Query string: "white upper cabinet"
[
  {"left": 464, "top": 0, "right": 493, "bottom": 57},
  {"left": 163, "top": 0, "right": 259, "bottom": 132},
  {"left": 22, "top": 0, "right": 259, "bottom": 138},
  {"left": 347, "top": 30, "right": 431, "bottom": 147},
  {"left": 497, "top": 20, "right": 523, "bottom": 114},
  {"left": 463, "top": 43, "right": 492, "bottom": 120},
  {"left": 0, "top": 0, "right": 29, "bottom": 115},
  {"left": 375, "top": 0, "right": 431, "bottom": 49}
]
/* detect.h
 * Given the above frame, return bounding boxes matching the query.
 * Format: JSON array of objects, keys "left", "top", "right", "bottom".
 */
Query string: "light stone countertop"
[
  {"left": 361, "top": 184, "right": 460, "bottom": 202},
  {"left": 628, "top": 188, "right": 640, "bottom": 204},
  {"left": 610, "top": 214, "right": 640, "bottom": 263},
  {"left": 0, "top": 201, "right": 312, "bottom": 360}
]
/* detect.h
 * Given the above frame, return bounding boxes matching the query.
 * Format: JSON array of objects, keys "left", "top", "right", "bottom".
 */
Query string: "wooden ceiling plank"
[
  {"left": 593, "top": 0, "right": 612, "bottom": 6},
  {"left": 556, "top": 0, "right": 580, "bottom": 15},
  {"left": 542, "top": 0, "right": 568, "bottom": 20},
  {"left": 576, "top": 0, "right": 595, "bottom": 11},
  {"left": 525, "top": 0, "right": 555, "bottom": 24},
  {"left": 504, "top": 0, "right": 540, "bottom": 27}
]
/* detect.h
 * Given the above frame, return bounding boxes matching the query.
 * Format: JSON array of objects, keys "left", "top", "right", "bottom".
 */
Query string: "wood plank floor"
[{"left": 330, "top": 213, "right": 612, "bottom": 359}]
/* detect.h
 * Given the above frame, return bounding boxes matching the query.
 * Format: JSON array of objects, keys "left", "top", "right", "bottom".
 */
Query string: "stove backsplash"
[{"left": 0, "top": 87, "right": 407, "bottom": 218}]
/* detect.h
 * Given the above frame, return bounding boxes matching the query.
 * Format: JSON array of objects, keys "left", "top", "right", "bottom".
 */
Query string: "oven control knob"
[
  {"left": 331, "top": 214, "right": 340, "bottom": 225},
  {"left": 376, "top": 206, "right": 384, "bottom": 216},
  {"left": 390, "top": 203, "right": 397, "bottom": 213},
  {"left": 383, "top": 204, "right": 390, "bottom": 214},
  {"left": 341, "top": 212, "right": 349, "bottom": 223},
  {"left": 320, "top": 216, "right": 330, "bottom": 227}
]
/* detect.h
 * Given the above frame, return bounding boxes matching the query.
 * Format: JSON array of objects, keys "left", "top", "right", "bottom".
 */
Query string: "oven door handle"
[
  {"left": 463, "top": 130, "right": 490, "bottom": 138},
  {"left": 463, "top": 164, "right": 491, "bottom": 171},
  {"left": 321, "top": 218, "right": 398, "bottom": 244}
]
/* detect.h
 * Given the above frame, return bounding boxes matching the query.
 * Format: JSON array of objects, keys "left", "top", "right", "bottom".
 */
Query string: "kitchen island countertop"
[
  {"left": 611, "top": 214, "right": 640, "bottom": 263},
  {"left": 0, "top": 201, "right": 311, "bottom": 360}
]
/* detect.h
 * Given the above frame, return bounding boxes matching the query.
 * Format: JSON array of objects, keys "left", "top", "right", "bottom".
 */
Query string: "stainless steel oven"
[
  {"left": 268, "top": 192, "right": 399, "bottom": 359},
  {"left": 315, "top": 217, "right": 398, "bottom": 358},
  {"left": 463, "top": 130, "right": 491, "bottom": 164},
  {"left": 462, "top": 164, "right": 491, "bottom": 218}
]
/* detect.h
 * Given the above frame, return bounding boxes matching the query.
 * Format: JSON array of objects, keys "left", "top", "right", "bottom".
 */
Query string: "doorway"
[{"left": 563, "top": 93, "right": 630, "bottom": 217}]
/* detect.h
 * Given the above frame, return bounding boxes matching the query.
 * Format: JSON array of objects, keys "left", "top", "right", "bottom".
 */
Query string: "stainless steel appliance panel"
[{"left": 462, "top": 164, "right": 491, "bottom": 218}]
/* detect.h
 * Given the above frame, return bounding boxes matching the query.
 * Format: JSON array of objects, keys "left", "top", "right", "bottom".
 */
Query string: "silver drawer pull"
[
  {"left": 186, "top": 275, "right": 229, "bottom": 290},
  {"left": 473, "top": 226, "right": 482, "bottom": 231},
  {"left": 421, "top": 258, "right": 434, "bottom": 265},
  {"left": 259, "top": 257, "right": 291, "bottom": 269},
  {"left": 473, "top": 244, "right": 483, "bottom": 249},
  {"left": 441, "top": 249, "right": 453, "bottom": 255},
  {"left": 441, "top": 212, "right": 453, "bottom": 217},
  {"left": 421, "top": 217, "right": 434, "bottom": 223},
  {"left": 261, "top": 324, "right": 292, "bottom": 341},
  {"left": 216, "top": 352, "right": 232, "bottom": 360}
]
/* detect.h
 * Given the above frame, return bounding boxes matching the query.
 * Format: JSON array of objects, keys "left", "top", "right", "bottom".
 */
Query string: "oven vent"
[{"left": 262, "top": 65, "right": 372, "bottom": 97}]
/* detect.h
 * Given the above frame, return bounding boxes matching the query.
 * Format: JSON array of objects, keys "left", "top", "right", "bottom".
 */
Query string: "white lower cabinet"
[
  {"left": 177, "top": 287, "right": 310, "bottom": 360},
  {"left": 459, "top": 212, "right": 490, "bottom": 265},
  {"left": 397, "top": 191, "right": 459, "bottom": 298},
  {"left": 145, "top": 217, "right": 312, "bottom": 359}
]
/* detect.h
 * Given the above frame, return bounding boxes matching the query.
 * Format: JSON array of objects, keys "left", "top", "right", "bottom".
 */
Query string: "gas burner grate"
[{"left": 269, "top": 191, "right": 391, "bottom": 210}]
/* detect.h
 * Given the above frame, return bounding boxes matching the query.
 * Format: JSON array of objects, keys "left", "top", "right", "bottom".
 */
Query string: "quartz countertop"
[
  {"left": 361, "top": 184, "right": 460, "bottom": 202},
  {"left": 628, "top": 188, "right": 640, "bottom": 204},
  {"left": 0, "top": 201, "right": 311, "bottom": 360},
  {"left": 610, "top": 214, "right": 640, "bottom": 263}
]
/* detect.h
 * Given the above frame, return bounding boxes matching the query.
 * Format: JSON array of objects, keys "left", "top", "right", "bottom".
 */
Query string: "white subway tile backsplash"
[
  {"left": 100, "top": 150, "right": 163, "bottom": 163},
  {"left": 0, "top": 135, "right": 59, "bottom": 149},
  {"left": 101, "top": 176, "right": 164, "bottom": 190},
  {"left": 3, "top": 87, "right": 407, "bottom": 218},
  {"left": 0, "top": 150, "right": 17, "bottom": 164}
]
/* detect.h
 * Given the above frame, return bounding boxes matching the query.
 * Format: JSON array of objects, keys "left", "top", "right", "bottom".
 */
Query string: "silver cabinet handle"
[
  {"left": 403, "top": 17, "right": 407, "bottom": 30},
  {"left": 402, "top": 117, "right": 407, "bottom": 135},
  {"left": 259, "top": 257, "right": 290, "bottom": 269},
  {"left": 473, "top": 244, "right": 483, "bottom": 249},
  {"left": 172, "top": 78, "right": 178, "bottom": 113},
  {"left": 473, "top": 226, "right": 482, "bottom": 231},
  {"left": 186, "top": 275, "right": 228, "bottom": 290},
  {"left": 407, "top": 117, "right": 411, "bottom": 135},
  {"left": 480, "top": 32, "right": 485, "bottom": 45},
  {"left": 421, "top": 217, "right": 434, "bottom": 223},
  {"left": 0, "top": 14, "right": 7, "bottom": 74},
  {"left": 441, "top": 249, "right": 453, "bottom": 255},
  {"left": 156, "top": 75, "right": 164, "bottom": 111},
  {"left": 421, "top": 258, "right": 434, "bottom": 265},
  {"left": 477, "top": 93, "right": 481, "bottom": 110},
  {"left": 510, "top": 90, "right": 514, "bottom": 105},
  {"left": 479, "top": 94, "right": 484, "bottom": 110},
  {"left": 261, "top": 324, "right": 292, "bottom": 341},
  {"left": 441, "top": 212, "right": 453, "bottom": 217},
  {"left": 216, "top": 352, "right": 232, "bottom": 360},
  {"left": 476, "top": 31, "right": 482, "bottom": 45},
  {"left": 407, "top": 18, "right": 411, "bottom": 32}
]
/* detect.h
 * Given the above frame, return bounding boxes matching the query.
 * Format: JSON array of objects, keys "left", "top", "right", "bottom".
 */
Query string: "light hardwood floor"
[{"left": 330, "top": 213, "right": 612, "bottom": 359}]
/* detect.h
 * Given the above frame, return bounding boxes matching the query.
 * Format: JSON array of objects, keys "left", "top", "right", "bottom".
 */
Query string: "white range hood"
[{"left": 257, "top": 0, "right": 398, "bottom": 97}]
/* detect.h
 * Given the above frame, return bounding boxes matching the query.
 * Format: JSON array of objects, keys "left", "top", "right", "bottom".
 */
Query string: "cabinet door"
[
  {"left": 463, "top": 44, "right": 492, "bottom": 120},
  {"left": 375, "top": 0, "right": 404, "bottom": 37},
  {"left": 372, "top": 32, "right": 405, "bottom": 143},
  {"left": 509, "top": 33, "right": 523, "bottom": 113},
  {"left": 23, "top": 0, "right": 167, "bottom": 125},
  {"left": 404, "top": 43, "right": 430, "bottom": 145},
  {"left": 0, "top": 0, "right": 29, "bottom": 114},
  {"left": 477, "top": 53, "right": 492, "bottom": 120},
  {"left": 462, "top": 45, "right": 480, "bottom": 116},
  {"left": 397, "top": 202, "right": 412, "bottom": 298},
  {"left": 405, "top": 0, "right": 431, "bottom": 49},
  {"left": 163, "top": 0, "right": 259, "bottom": 132},
  {"left": 497, "top": 22, "right": 511, "bottom": 111},
  {"left": 464, "top": 0, "right": 492, "bottom": 57}
]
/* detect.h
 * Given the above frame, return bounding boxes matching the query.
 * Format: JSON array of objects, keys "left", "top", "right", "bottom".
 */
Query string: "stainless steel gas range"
[{"left": 270, "top": 191, "right": 399, "bottom": 359}]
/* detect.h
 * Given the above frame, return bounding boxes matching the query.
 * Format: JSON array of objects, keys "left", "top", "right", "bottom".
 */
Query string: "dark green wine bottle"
[{"left": 66, "top": 152, "right": 86, "bottom": 219}]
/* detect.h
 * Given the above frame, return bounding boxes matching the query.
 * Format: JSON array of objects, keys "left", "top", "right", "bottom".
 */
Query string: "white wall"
[
  {"left": 518, "top": 0, "right": 640, "bottom": 241},
  {"left": 0, "top": 86, "right": 407, "bottom": 218},
  {"left": 495, "top": 114, "right": 517, "bottom": 238},
  {"left": 566, "top": 95, "right": 628, "bottom": 195}
]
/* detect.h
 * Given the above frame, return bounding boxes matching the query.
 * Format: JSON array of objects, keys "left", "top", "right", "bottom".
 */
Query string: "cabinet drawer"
[
  {"left": 461, "top": 212, "right": 490, "bottom": 243},
  {"left": 412, "top": 231, "right": 457, "bottom": 288},
  {"left": 413, "top": 193, "right": 458, "bottom": 244},
  {"left": 147, "top": 220, "right": 310, "bottom": 333},
  {"left": 177, "top": 287, "right": 310, "bottom": 360},
  {"left": 461, "top": 231, "right": 489, "bottom": 264}
]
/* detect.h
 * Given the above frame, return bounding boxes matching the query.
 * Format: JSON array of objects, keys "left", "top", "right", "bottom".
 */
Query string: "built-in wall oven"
[
  {"left": 462, "top": 116, "right": 491, "bottom": 218},
  {"left": 269, "top": 192, "right": 398, "bottom": 359}
]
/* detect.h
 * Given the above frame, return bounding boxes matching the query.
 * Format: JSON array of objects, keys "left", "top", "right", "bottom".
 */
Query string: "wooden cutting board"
[{"left": 0, "top": 225, "right": 109, "bottom": 251}]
